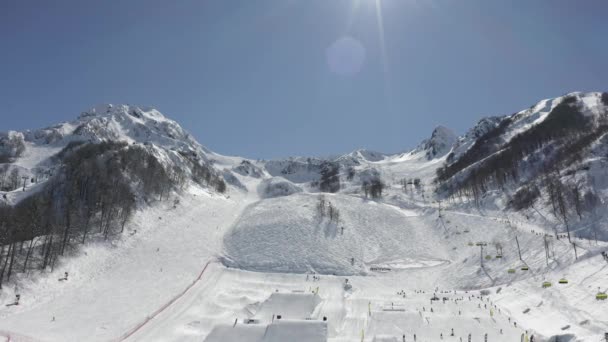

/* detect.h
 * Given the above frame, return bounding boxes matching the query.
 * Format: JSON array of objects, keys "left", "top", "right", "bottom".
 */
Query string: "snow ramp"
[{"left": 221, "top": 193, "right": 448, "bottom": 275}]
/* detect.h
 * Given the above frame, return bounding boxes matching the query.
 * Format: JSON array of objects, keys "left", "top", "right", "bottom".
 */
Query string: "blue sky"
[{"left": 1, "top": 0, "right": 607, "bottom": 159}]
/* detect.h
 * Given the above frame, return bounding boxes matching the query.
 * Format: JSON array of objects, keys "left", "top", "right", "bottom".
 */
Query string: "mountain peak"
[
  {"left": 79, "top": 104, "right": 167, "bottom": 122},
  {"left": 418, "top": 125, "right": 457, "bottom": 160},
  {"left": 23, "top": 104, "right": 202, "bottom": 152}
]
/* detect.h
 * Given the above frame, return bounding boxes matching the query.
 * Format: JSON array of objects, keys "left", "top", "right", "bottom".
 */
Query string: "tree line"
[
  {"left": 0, "top": 141, "right": 226, "bottom": 290},
  {"left": 437, "top": 96, "right": 608, "bottom": 207},
  {"left": 362, "top": 177, "right": 385, "bottom": 198}
]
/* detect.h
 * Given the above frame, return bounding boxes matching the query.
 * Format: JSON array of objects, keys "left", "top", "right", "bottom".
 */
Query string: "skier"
[{"left": 451, "top": 328, "right": 455, "bottom": 336}]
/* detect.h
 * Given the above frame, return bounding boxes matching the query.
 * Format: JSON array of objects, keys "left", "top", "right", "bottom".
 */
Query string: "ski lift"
[
  {"left": 558, "top": 278, "right": 568, "bottom": 285},
  {"left": 596, "top": 292, "right": 607, "bottom": 300},
  {"left": 507, "top": 269, "right": 516, "bottom": 274},
  {"left": 495, "top": 255, "right": 503, "bottom": 259},
  {"left": 542, "top": 281, "right": 552, "bottom": 288},
  {"left": 521, "top": 266, "right": 529, "bottom": 271}
]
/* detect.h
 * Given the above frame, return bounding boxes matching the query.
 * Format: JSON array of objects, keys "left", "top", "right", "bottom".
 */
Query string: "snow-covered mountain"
[
  {"left": 437, "top": 92, "right": 608, "bottom": 238},
  {"left": 412, "top": 126, "right": 457, "bottom": 160},
  {"left": 1, "top": 92, "right": 608, "bottom": 342}
]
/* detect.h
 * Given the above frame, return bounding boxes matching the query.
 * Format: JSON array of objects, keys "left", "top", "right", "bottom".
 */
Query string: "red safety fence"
[{"left": 116, "top": 260, "right": 213, "bottom": 341}]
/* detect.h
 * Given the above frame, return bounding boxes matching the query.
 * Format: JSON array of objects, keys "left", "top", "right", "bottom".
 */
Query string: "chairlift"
[
  {"left": 596, "top": 292, "right": 607, "bottom": 300},
  {"left": 485, "top": 255, "right": 492, "bottom": 260},
  {"left": 521, "top": 266, "right": 529, "bottom": 271},
  {"left": 507, "top": 269, "right": 516, "bottom": 274},
  {"left": 558, "top": 278, "right": 568, "bottom": 285},
  {"left": 542, "top": 281, "right": 552, "bottom": 288},
  {"left": 468, "top": 242, "right": 474, "bottom": 247},
  {"left": 495, "top": 255, "right": 502, "bottom": 259}
]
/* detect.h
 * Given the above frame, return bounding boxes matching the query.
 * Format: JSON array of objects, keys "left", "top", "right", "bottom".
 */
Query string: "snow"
[
  {"left": 0, "top": 185, "right": 251, "bottom": 342},
  {"left": 412, "top": 126, "right": 457, "bottom": 160},
  {"left": 257, "top": 177, "right": 303, "bottom": 198},
  {"left": 204, "top": 320, "right": 327, "bottom": 342},
  {"left": 222, "top": 193, "right": 450, "bottom": 275},
  {"left": 2, "top": 95, "right": 608, "bottom": 341}
]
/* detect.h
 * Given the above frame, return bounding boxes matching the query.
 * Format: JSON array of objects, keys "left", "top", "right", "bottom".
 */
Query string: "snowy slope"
[
  {"left": 1, "top": 93, "right": 608, "bottom": 342},
  {"left": 222, "top": 193, "right": 446, "bottom": 275}
]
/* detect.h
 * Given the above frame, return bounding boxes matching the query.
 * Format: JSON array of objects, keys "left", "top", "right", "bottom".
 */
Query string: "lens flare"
[{"left": 326, "top": 36, "right": 367, "bottom": 76}]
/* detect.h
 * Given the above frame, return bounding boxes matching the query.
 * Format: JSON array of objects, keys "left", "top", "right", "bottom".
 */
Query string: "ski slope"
[
  {"left": 0, "top": 185, "right": 253, "bottom": 342},
  {"left": 2, "top": 177, "right": 606, "bottom": 341},
  {"left": 2, "top": 95, "right": 608, "bottom": 341}
]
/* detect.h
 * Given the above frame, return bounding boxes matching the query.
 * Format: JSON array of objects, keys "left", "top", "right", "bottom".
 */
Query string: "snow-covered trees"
[
  {"left": 0, "top": 131, "right": 26, "bottom": 163},
  {"left": 508, "top": 185, "right": 540, "bottom": 211},
  {"left": 0, "top": 140, "right": 228, "bottom": 289},
  {"left": 601, "top": 92, "right": 608, "bottom": 106},
  {"left": 180, "top": 152, "right": 226, "bottom": 193},
  {"left": 362, "top": 178, "right": 384, "bottom": 198},
  {"left": 437, "top": 95, "right": 608, "bottom": 213},
  {"left": 316, "top": 195, "right": 340, "bottom": 224},
  {"left": 319, "top": 161, "right": 340, "bottom": 193}
]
